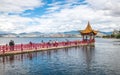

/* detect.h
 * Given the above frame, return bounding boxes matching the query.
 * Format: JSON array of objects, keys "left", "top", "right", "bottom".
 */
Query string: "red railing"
[{"left": 0, "top": 40, "right": 95, "bottom": 54}]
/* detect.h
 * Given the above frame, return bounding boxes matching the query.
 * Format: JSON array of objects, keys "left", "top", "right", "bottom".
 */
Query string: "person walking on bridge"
[{"left": 9, "top": 40, "right": 15, "bottom": 51}]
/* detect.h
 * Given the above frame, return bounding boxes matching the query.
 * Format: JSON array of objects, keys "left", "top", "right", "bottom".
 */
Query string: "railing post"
[
  {"left": 6, "top": 44, "right": 8, "bottom": 51},
  {"left": 0, "top": 46, "right": 1, "bottom": 52},
  {"left": 35, "top": 44, "right": 37, "bottom": 51},
  {"left": 2, "top": 46, "right": 5, "bottom": 54}
]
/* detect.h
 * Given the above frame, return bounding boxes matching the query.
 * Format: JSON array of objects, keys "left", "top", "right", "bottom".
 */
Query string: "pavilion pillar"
[
  {"left": 85, "top": 35, "right": 88, "bottom": 41},
  {"left": 82, "top": 35, "right": 84, "bottom": 41},
  {"left": 90, "top": 35, "right": 92, "bottom": 40},
  {"left": 93, "top": 35, "right": 95, "bottom": 41}
]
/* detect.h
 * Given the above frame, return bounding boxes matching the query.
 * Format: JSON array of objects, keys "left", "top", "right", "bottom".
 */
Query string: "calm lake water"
[
  {"left": 0, "top": 38, "right": 120, "bottom": 75},
  {"left": 0, "top": 37, "right": 82, "bottom": 45}
]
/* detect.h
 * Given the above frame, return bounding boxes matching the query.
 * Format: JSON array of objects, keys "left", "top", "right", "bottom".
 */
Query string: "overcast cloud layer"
[{"left": 0, "top": 0, "right": 120, "bottom": 33}]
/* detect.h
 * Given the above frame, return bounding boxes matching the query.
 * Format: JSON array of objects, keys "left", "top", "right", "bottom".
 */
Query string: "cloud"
[
  {"left": 51, "top": 0, "right": 119, "bottom": 32},
  {"left": 0, "top": 0, "right": 120, "bottom": 34},
  {"left": 0, "top": 14, "right": 30, "bottom": 33},
  {"left": 0, "top": 0, "right": 44, "bottom": 13},
  {"left": 86, "top": 0, "right": 120, "bottom": 17}
]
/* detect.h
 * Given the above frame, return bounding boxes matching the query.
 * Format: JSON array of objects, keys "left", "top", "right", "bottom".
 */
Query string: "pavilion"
[{"left": 80, "top": 22, "right": 98, "bottom": 42}]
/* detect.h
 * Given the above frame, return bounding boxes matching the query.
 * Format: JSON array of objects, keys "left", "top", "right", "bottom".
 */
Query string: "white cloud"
[
  {"left": 86, "top": 0, "right": 120, "bottom": 17},
  {"left": 0, "top": 0, "right": 120, "bottom": 34},
  {"left": 0, "top": 15, "right": 29, "bottom": 33},
  {"left": 0, "top": 0, "right": 44, "bottom": 13}
]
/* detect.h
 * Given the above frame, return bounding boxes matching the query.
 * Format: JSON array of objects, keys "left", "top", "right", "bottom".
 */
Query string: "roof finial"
[{"left": 88, "top": 21, "right": 90, "bottom": 25}]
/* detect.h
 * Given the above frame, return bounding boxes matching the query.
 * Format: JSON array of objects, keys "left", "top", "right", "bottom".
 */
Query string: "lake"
[
  {"left": 0, "top": 37, "right": 82, "bottom": 45},
  {"left": 0, "top": 38, "right": 120, "bottom": 75}
]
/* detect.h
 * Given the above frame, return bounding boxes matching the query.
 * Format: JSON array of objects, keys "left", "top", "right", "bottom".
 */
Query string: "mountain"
[
  {"left": 99, "top": 31, "right": 112, "bottom": 35},
  {"left": 61, "top": 30, "right": 80, "bottom": 34},
  {"left": 28, "top": 32, "right": 43, "bottom": 35},
  {"left": 0, "top": 30, "right": 113, "bottom": 38},
  {"left": 19, "top": 32, "right": 43, "bottom": 35},
  {"left": 19, "top": 32, "right": 27, "bottom": 35},
  {"left": 0, "top": 31, "right": 16, "bottom": 35}
]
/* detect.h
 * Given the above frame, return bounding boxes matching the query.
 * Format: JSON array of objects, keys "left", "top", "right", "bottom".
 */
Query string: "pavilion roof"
[{"left": 80, "top": 22, "right": 98, "bottom": 35}]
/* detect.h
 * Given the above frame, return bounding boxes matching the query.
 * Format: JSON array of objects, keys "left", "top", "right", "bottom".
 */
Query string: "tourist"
[
  {"left": 9, "top": 40, "right": 15, "bottom": 51},
  {"left": 47, "top": 40, "right": 52, "bottom": 47},
  {"left": 86, "top": 36, "right": 87, "bottom": 40},
  {"left": 41, "top": 40, "right": 44, "bottom": 43},
  {"left": 29, "top": 41, "right": 33, "bottom": 49},
  {"left": 29, "top": 41, "right": 33, "bottom": 46}
]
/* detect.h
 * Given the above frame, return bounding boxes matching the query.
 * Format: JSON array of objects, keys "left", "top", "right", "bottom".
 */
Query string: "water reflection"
[
  {"left": 21, "top": 54, "right": 23, "bottom": 62},
  {"left": 0, "top": 52, "right": 39, "bottom": 64},
  {"left": 82, "top": 45, "right": 95, "bottom": 71},
  {"left": 9, "top": 55, "right": 14, "bottom": 64},
  {"left": 0, "top": 46, "right": 95, "bottom": 66},
  {"left": 27, "top": 53, "right": 33, "bottom": 60},
  {"left": 64, "top": 48, "right": 69, "bottom": 55},
  {"left": 1, "top": 43, "right": 120, "bottom": 75}
]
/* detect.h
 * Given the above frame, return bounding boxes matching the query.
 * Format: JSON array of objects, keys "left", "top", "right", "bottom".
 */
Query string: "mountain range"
[
  {"left": 99, "top": 31, "right": 112, "bottom": 35},
  {"left": 0, "top": 30, "right": 112, "bottom": 35}
]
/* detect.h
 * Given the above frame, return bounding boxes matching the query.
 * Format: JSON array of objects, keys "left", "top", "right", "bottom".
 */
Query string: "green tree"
[
  {"left": 111, "top": 34, "right": 115, "bottom": 38},
  {"left": 116, "top": 34, "right": 120, "bottom": 39}
]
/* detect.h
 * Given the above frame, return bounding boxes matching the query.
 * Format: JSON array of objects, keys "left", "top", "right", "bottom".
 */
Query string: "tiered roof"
[{"left": 80, "top": 22, "right": 98, "bottom": 35}]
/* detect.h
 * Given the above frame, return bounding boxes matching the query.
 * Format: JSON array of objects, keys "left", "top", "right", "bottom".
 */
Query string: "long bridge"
[
  {"left": 0, "top": 39, "right": 95, "bottom": 56},
  {"left": 0, "top": 22, "right": 97, "bottom": 56}
]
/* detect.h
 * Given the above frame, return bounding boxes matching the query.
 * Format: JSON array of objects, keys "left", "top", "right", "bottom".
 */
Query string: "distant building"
[
  {"left": 113, "top": 29, "right": 120, "bottom": 35},
  {"left": 96, "top": 32, "right": 107, "bottom": 38},
  {"left": 0, "top": 34, "right": 17, "bottom": 37}
]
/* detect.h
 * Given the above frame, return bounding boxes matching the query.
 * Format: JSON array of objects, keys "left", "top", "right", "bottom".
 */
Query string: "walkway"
[{"left": 0, "top": 40, "right": 94, "bottom": 56}]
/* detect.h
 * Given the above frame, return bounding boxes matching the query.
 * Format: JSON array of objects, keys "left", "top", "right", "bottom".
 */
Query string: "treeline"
[
  {"left": 103, "top": 34, "right": 120, "bottom": 39},
  {"left": 111, "top": 34, "right": 120, "bottom": 38}
]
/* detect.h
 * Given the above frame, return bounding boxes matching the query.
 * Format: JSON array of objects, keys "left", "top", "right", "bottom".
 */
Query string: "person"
[
  {"left": 9, "top": 40, "right": 15, "bottom": 51},
  {"left": 29, "top": 41, "right": 32, "bottom": 45},
  {"left": 85, "top": 36, "right": 88, "bottom": 41},
  {"left": 29, "top": 41, "right": 33, "bottom": 49},
  {"left": 41, "top": 40, "right": 44, "bottom": 43}
]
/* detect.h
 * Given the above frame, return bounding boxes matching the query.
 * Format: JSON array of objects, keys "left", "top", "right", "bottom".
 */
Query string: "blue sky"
[{"left": 0, "top": 0, "right": 120, "bottom": 33}]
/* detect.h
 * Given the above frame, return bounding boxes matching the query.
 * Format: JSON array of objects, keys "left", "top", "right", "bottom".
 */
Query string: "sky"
[{"left": 0, "top": 0, "right": 120, "bottom": 33}]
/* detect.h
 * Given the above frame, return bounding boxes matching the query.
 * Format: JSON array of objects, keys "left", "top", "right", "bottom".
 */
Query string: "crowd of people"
[
  {"left": 8, "top": 39, "right": 70, "bottom": 51},
  {"left": 7, "top": 39, "right": 87, "bottom": 51}
]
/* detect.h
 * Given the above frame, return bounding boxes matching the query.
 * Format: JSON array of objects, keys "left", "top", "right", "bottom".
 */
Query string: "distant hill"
[
  {"left": 61, "top": 30, "right": 80, "bottom": 34},
  {"left": 0, "top": 30, "right": 113, "bottom": 38},
  {"left": 19, "top": 32, "right": 27, "bottom": 35},
  {"left": 99, "top": 31, "right": 112, "bottom": 35},
  {"left": 0, "top": 31, "right": 16, "bottom": 35},
  {"left": 62, "top": 31, "right": 113, "bottom": 35},
  {"left": 19, "top": 32, "right": 43, "bottom": 35},
  {"left": 29, "top": 32, "right": 43, "bottom": 34}
]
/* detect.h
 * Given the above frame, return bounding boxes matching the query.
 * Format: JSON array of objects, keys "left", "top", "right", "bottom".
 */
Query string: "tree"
[
  {"left": 116, "top": 34, "right": 120, "bottom": 39},
  {"left": 111, "top": 34, "right": 115, "bottom": 38}
]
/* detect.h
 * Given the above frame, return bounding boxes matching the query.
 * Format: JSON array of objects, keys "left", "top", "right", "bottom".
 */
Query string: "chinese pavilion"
[{"left": 80, "top": 22, "right": 98, "bottom": 42}]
